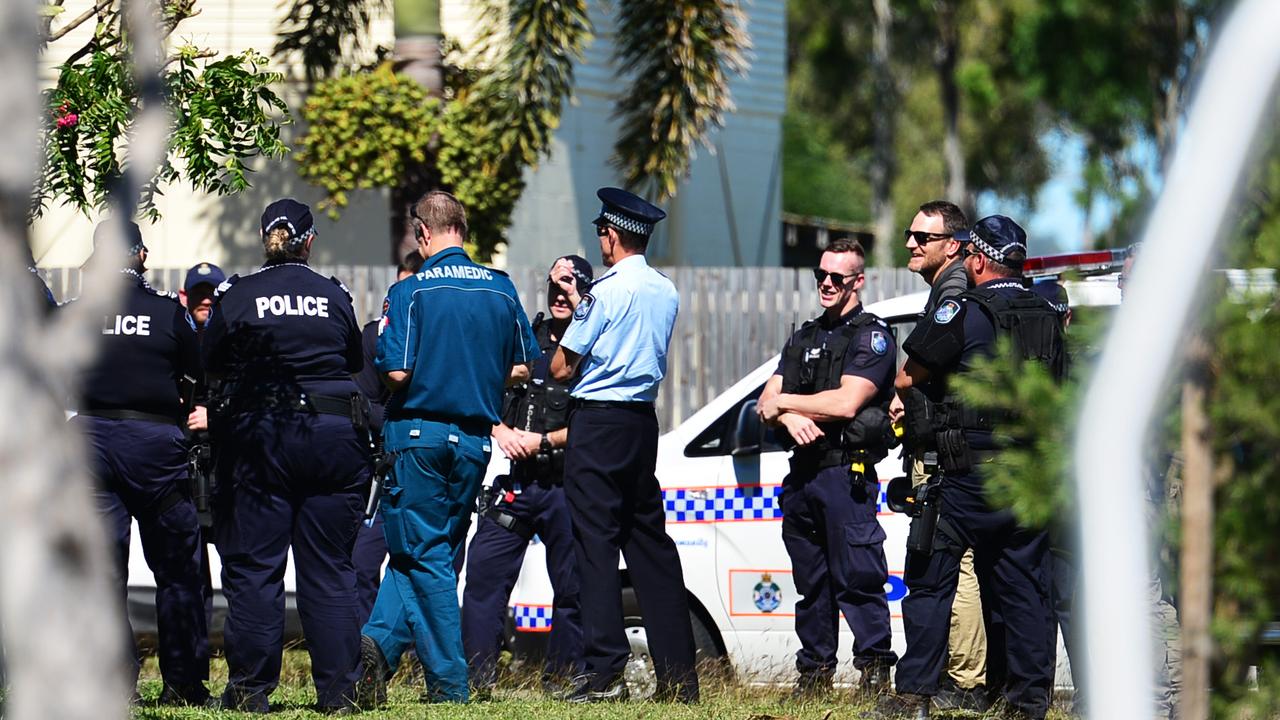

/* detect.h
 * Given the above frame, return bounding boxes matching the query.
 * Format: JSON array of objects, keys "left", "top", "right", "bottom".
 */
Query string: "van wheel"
[{"left": 621, "top": 587, "right": 721, "bottom": 699}]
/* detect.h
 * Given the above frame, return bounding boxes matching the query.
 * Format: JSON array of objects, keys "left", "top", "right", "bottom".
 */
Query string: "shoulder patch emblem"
[
  {"left": 934, "top": 299, "right": 961, "bottom": 325},
  {"left": 382, "top": 298, "right": 390, "bottom": 316},
  {"left": 870, "top": 330, "right": 888, "bottom": 355},
  {"left": 573, "top": 293, "right": 595, "bottom": 322}
]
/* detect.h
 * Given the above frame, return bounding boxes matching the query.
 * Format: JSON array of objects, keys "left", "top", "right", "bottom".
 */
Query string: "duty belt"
[
  {"left": 572, "top": 399, "right": 654, "bottom": 410},
  {"left": 789, "top": 446, "right": 850, "bottom": 471},
  {"left": 224, "top": 392, "right": 358, "bottom": 419},
  {"left": 78, "top": 408, "right": 180, "bottom": 426}
]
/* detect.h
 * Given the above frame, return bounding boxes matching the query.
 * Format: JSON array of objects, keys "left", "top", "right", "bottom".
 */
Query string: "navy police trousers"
[
  {"left": 213, "top": 412, "right": 367, "bottom": 711},
  {"left": 461, "top": 478, "right": 584, "bottom": 688},
  {"left": 562, "top": 405, "right": 698, "bottom": 701},
  {"left": 78, "top": 416, "right": 209, "bottom": 701},
  {"left": 895, "top": 475, "right": 1055, "bottom": 719},
  {"left": 780, "top": 463, "right": 897, "bottom": 678}
]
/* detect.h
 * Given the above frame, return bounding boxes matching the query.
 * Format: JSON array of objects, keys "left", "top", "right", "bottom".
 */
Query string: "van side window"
[{"left": 684, "top": 385, "right": 785, "bottom": 457}]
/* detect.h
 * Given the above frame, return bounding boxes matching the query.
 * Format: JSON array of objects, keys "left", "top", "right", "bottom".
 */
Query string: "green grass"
[{"left": 132, "top": 649, "right": 1074, "bottom": 719}]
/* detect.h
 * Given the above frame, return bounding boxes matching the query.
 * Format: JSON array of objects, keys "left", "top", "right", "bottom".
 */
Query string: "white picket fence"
[{"left": 41, "top": 266, "right": 926, "bottom": 429}]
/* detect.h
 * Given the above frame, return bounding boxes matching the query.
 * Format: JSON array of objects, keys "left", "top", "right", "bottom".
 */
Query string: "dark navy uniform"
[
  {"left": 558, "top": 188, "right": 696, "bottom": 702},
  {"left": 73, "top": 268, "right": 209, "bottom": 703},
  {"left": 774, "top": 305, "right": 898, "bottom": 686},
  {"left": 894, "top": 274, "right": 1064, "bottom": 719},
  {"left": 462, "top": 314, "right": 584, "bottom": 690},
  {"left": 204, "top": 255, "right": 369, "bottom": 712},
  {"left": 351, "top": 319, "right": 390, "bottom": 626}
]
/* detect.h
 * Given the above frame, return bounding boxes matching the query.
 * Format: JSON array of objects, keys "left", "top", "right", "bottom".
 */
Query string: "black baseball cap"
[
  {"left": 93, "top": 220, "right": 147, "bottom": 256},
  {"left": 548, "top": 254, "right": 594, "bottom": 290},
  {"left": 956, "top": 215, "right": 1028, "bottom": 268},
  {"left": 261, "top": 198, "right": 314, "bottom": 237},
  {"left": 183, "top": 262, "right": 226, "bottom": 292}
]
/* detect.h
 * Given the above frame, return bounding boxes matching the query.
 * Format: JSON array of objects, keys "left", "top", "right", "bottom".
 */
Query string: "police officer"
[
  {"left": 72, "top": 220, "right": 209, "bottom": 705},
  {"left": 351, "top": 251, "right": 425, "bottom": 625},
  {"left": 548, "top": 187, "right": 697, "bottom": 703},
  {"left": 461, "top": 255, "right": 592, "bottom": 697},
  {"left": 874, "top": 216, "right": 1064, "bottom": 720},
  {"left": 179, "top": 262, "right": 226, "bottom": 329},
  {"left": 356, "top": 191, "right": 538, "bottom": 706},
  {"left": 756, "top": 238, "right": 898, "bottom": 698},
  {"left": 203, "top": 198, "right": 369, "bottom": 713}
]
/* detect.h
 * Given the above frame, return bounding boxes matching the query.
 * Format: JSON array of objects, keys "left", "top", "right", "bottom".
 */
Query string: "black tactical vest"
[
  {"left": 779, "top": 312, "right": 894, "bottom": 463},
  {"left": 500, "top": 314, "right": 573, "bottom": 483}
]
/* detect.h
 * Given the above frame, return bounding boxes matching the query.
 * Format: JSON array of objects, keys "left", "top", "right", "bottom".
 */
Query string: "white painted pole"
[{"left": 1076, "top": 1, "right": 1280, "bottom": 717}]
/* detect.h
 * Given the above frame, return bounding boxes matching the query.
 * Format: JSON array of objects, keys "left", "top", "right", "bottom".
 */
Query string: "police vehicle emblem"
[
  {"left": 870, "top": 330, "right": 888, "bottom": 355},
  {"left": 573, "top": 293, "right": 595, "bottom": 321},
  {"left": 934, "top": 299, "right": 961, "bottom": 325},
  {"left": 753, "top": 572, "right": 782, "bottom": 613}
]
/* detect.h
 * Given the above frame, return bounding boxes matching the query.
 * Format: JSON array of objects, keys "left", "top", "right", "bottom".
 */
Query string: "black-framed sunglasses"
[
  {"left": 813, "top": 268, "right": 861, "bottom": 286},
  {"left": 903, "top": 229, "right": 954, "bottom": 244},
  {"left": 594, "top": 223, "right": 611, "bottom": 237}
]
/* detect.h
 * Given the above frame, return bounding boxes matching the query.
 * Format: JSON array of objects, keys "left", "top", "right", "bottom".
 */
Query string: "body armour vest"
[
  {"left": 779, "top": 312, "right": 894, "bottom": 461},
  {"left": 500, "top": 314, "right": 573, "bottom": 483}
]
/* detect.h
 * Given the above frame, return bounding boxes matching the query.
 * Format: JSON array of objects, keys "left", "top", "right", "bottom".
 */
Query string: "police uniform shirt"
[
  {"left": 81, "top": 270, "right": 201, "bottom": 419},
  {"left": 353, "top": 319, "right": 390, "bottom": 431},
  {"left": 773, "top": 305, "right": 898, "bottom": 405},
  {"left": 202, "top": 262, "right": 363, "bottom": 398},
  {"left": 559, "top": 254, "right": 678, "bottom": 402},
  {"left": 901, "top": 277, "right": 1031, "bottom": 449},
  {"left": 376, "top": 246, "right": 539, "bottom": 424}
]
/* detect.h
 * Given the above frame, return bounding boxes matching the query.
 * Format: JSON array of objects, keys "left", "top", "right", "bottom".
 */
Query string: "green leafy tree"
[
  {"left": 286, "top": 0, "right": 747, "bottom": 261},
  {"left": 33, "top": 1, "right": 289, "bottom": 220}
]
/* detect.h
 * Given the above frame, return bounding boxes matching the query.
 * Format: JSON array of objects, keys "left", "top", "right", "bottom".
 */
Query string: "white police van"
[{"left": 125, "top": 256, "right": 1121, "bottom": 682}]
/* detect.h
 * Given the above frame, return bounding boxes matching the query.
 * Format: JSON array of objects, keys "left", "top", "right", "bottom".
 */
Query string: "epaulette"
[
  {"left": 214, "top": 274, "right": 239, "bottom": 301},
  {"left": 330, "top": 275, "right": 353, "bottom": 302}
]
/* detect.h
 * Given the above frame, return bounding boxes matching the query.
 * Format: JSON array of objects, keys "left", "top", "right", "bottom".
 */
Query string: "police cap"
[
  {"left": 1030, "top": 279, "right": 1070, "bottom": 317},
  {"left": 261, "top": 198, "right": 314, "bottom": 238},
  {"left": 957, "top": 215, "right": 1027, "bottom": 268},
  {"left": 548, "top": 254, "right": 594, "bottom": 290},
  {"left": 184, "top": 262, "right": 226, "bottom": 292},
  {"left": 592, "top": 187, "right": 666, "bottom": 237},
  {"left": 93, "top": 219, "right": 147, "bottom": 256}
]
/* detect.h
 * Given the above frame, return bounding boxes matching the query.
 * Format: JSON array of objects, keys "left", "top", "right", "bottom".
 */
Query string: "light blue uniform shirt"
[{"left": 559, "top": 254, "right": 679, "bottom": 402}]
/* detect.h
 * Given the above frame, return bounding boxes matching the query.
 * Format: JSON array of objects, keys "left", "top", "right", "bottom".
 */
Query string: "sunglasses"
[
  {"left": 812, "top": 268, "right": 861, "bottom": 286},
  {"left": 594, "top": 223, "right": 611, "bottom": 237},
  {"left": 903, "top": 230, "right": 954, "bottom": 244}
]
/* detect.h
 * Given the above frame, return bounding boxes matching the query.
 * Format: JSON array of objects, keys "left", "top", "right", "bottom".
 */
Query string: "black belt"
[
  {"left": 573, "top": 399, "right": 654, "bottom": 410},
  {"left": 225, "top": 393, "right": 356, "bottom": 419},
  {"left": 78, "top": 408, "right": 179, "bottom": 426}
]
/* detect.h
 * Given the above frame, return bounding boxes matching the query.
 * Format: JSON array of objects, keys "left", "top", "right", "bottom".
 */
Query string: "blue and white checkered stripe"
[
  {"left": 601, "top": 210, "right": 653, "bottom": 236},
  {"left": 512, "top": 605, "right": 553, "bottom": 631},
  {"left": 664, "top": 486, "right": 783, "bottom": 523}
]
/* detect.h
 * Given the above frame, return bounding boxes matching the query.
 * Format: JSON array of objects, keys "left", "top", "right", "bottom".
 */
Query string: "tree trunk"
[
  {"left": 935, "top": 0, "right": 968, "bottom": 214},
  {"left": 391, "top": 0, "right": 444, "bottom": 263},
  {"left": 1179, "top": 333, "right": 1213, "bottom": 720},
  {"left": 868, "top": 0, "right": 896, "bottom": 269},
  {"left": 0, "top": 1, "right": 170, "bottom": 718}
]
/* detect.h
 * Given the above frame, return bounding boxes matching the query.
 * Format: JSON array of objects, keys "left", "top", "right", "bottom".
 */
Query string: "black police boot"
[
  {"left": 564, "top": 674, "right": 629, "bottom": 704},
  {"left": 789, "top": 672, "right": 834, "bottom": 701},
  {"left": 354, "top": 634, "right": 390, "bottom": 710},
  {"left": 857, "top": 664, "right": 892, "bottom": 696},
  {"left": 862, "top": 692, "right": 930, "bottom": 719},
  {"left": 220, "top": 684, "right": 270, "bottom": 714},
  {"left": 157, "top": 684, "right": 212, "bottom": 707},
  {"left": 932, "top": 679, "right": 989, "bottom": 712}
]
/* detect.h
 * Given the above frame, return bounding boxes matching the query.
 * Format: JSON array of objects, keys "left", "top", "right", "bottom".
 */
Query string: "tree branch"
[
  {"left": 63, "top": 34, "right": 120, "bottom": 67},
  {"left": 46, "top": 0, "right": 115, "bottom": 43},
  {"left": 164, "top": 47, "right": 214, "bottom": 67}
]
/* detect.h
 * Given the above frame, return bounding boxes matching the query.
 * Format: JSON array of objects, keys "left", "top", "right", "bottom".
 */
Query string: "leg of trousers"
[
  {"left": 461, "top": 510, "right": 530, "bottom": 688},
  {"left": 363, "top": 422, "right": 488, "bottom": 702},
  {"left": 946, "top": 549, "right": 987, "bottom": 688},
  {"left": 563, "top": 406, "right": 697, "bottom": 699},
  {"left": 352, "top": 511, "right": 389, "bottom": 628},
  {"left": 535, "top": 486, "right": 585, "bottom": 680}
]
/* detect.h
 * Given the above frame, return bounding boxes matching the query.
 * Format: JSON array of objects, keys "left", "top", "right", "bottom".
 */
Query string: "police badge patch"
[
  {"left": 573, "top": 293, "right": 595, "bottom": 321},
  {"left": 870, "top": 330, "right": 888, "bottom": 355},
  {"left": 934, "top": 299, "right": 961, "bottom": 324},
  {"left": 753, "top": 573, "right": 782, "bottom": 613}
]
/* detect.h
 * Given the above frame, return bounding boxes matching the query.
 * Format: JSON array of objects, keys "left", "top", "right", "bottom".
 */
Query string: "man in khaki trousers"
[{"left": 894, "top": 201, "right": 988, "bottom": 711}]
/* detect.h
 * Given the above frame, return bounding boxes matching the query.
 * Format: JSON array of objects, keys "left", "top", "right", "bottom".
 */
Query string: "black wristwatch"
[{"left": 540, "top": 433, "right": 552, "bottom": 453}]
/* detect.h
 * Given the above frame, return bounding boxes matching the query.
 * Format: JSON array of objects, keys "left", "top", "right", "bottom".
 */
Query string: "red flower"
[{"left": 56, "top": 113, "right": 78, "bottom": 129}]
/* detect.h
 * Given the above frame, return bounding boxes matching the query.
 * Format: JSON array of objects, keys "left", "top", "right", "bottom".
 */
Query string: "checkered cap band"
[
  {"left": 971, "top": 232, "right": 1025, "bottom": 266},
  {"left": 601, "top": 209, "right": 654, "bottom": 236}
]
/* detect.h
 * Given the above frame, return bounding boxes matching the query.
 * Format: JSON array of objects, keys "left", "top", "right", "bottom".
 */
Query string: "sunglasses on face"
[
  {"left": 903, "top": 230, "right": 954, "bottom": 244},
  {"left": 594, "top": 223, "right": 610, "bottom": 237},
  {"left": 812, "top": 268, "right": 860, "bottom": 286}
]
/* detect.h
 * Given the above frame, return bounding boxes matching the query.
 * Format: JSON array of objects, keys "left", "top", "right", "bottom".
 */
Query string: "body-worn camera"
[{"left": 886, "top": 475, "right": 942, "bottom": 555}]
